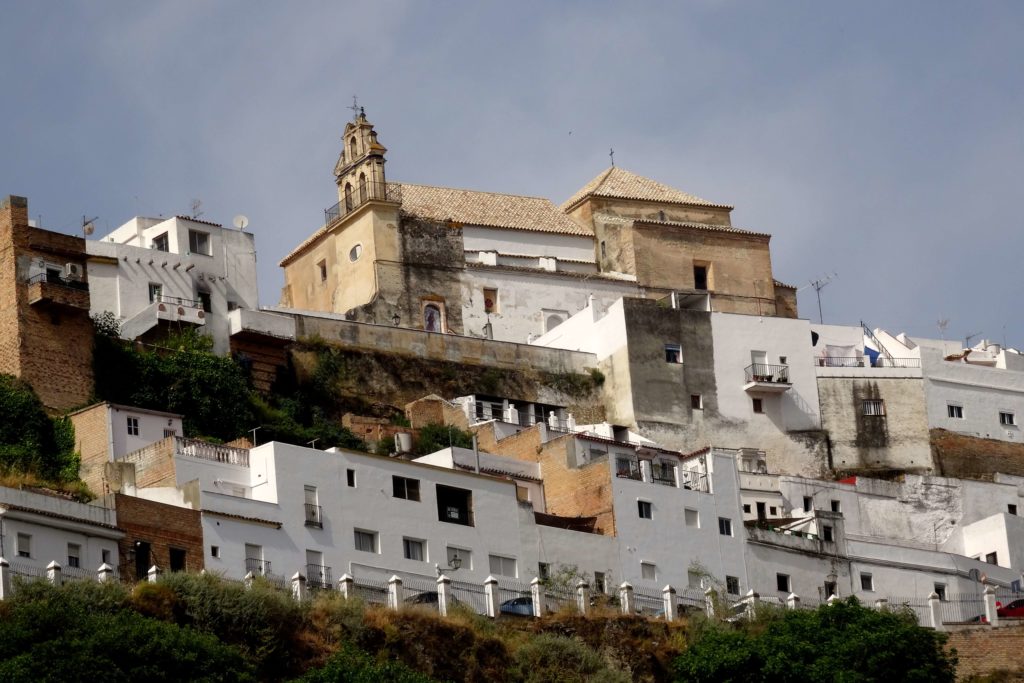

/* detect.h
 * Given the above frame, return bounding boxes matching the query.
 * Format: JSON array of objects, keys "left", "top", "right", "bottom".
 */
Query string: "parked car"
[
  {"left": 500, "top": 596, "right": 534, "bottom": 616},
  {"left": 404, "top": 591, "right": 461, "bottom": 607},
  {"left": 997, "top": 598, "right": 1024, "bottom": 618}
]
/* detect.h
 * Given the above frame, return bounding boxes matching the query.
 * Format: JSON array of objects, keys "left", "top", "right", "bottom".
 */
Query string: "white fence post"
[
  {"left": 484, "top": 575, "right": 499, "bottom": 618},
  {"left": 743, "top": 590, "right": 759, "bottom": 620},
  {"left": 826, "top": 594, "right": 839, "bottom": 606},
  {"left": 46, "top": 561, "right": 63, "bottom": 587},
  {"left": 619, "top": 581, "right": 634, "bottom": 615},
  {"left": 97, "top": 563, "right": 114, "bottom": 584},
  {"left": 292, "top": 572, "right": 308, "bottom": 601},
  {"left": 786, "top": 592, "right": 800, "bottom": 610},
  {"left": 387, "top": 575, "right": 403, "bottom": 610},
  {"left": 437, "top": 574, "right": 452, "bottom": 617},
  {"left": 147, "top": 565, "right": 161, "bottom": 583},
  {"left": 338, "top": 573, "right": 354, "bottom": 600},
  {"left": 928, "top": 591, "right": 944, "bottom": 631},
  {"left": 530, "top": 577, "right": 544, "bottom": 617},
  {"left": 0, "top": 557, "right": 10, "bottom": 599},
  {"left": 983, "top": 585, "right": 999, "bottom": 627},
  {"left": 243, "top": 571, "right": 255, "bottom": 590},
  {"left": 874, "top": 597, "right": 889, "bottom": 612},
  {"left": 662, "top": 585, "right": 677, "bottom": 622},
  {"left": 704, "top": 586, "right": 717, "bottom": 618},
  {"left": 575, "top": 579, "right": 590, "bottom": 615}
]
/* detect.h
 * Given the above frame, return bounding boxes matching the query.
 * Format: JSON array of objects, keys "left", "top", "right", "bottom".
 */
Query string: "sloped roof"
[
  {"left": 562, "top": 167, "right": 732, "bottom": 212},
  {"left": 634, "top": 217, "right": 770, "bottom": 239},
  {"left": 398, "top": 183, "right": 590, "bottom": 236}
]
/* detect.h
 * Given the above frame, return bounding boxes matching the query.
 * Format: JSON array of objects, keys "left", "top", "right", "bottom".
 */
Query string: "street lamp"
[
  {"left": 392, "top": 313, "right": 401, "bottom": 326},
  {"left": 435, "top": 552, "right": 462, "bottom": 577}
]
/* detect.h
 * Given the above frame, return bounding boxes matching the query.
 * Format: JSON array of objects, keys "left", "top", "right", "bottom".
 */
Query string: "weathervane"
[{"left": 609, "top": 147, "right": 615, "bottom": 167}]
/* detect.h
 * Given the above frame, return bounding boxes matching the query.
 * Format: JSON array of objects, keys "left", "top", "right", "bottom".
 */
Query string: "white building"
[{"left": 86, "top": 215, "right": 258, "bottom": 354}]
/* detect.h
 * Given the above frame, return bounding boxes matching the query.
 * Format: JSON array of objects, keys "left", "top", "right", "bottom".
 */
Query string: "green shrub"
[
  {"left": 413, "top": 423, "right": 474, "bottom": 455},
  {"left": 511, "top": 633, "right": 629, "bottom": 683},
  {"left": 0, "top": 374, "right": 79, "bottom": 480},
  {"left": 295, "top": 644, "right": 436, "bottom": 683}
]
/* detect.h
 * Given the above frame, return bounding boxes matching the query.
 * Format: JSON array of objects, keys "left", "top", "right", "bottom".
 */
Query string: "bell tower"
[{"left": 333, "top": 108, "right": 388, "bottom": 211}]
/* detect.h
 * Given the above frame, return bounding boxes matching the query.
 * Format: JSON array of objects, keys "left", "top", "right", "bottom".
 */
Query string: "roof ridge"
[{"left": 395, "top": 181, "right": 554, "bottom": 202}]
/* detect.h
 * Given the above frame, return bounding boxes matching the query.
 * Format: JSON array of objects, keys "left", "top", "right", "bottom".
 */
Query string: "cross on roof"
[{"left": 348, "top": 95, "right": 360, "bottom": 121}]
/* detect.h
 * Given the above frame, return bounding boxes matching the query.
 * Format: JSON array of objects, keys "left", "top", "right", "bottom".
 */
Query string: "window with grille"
[{"left": 862, "top": 399, "right": 885, "bottom": 416}]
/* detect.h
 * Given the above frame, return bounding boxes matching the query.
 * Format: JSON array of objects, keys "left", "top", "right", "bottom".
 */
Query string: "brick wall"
[
  {"left": 114, "top": 493, "right": 203, "bottom": 580},
  {"left": 932, "top": 429, "right": 1024, "bottom": 480},
  {"left": 69, "top": 403, "right": 112, "bottom": 495},
  {"left": 121, "top": 437, "right": 177, "bottom": 488},
  {"left": 945, "top": 624, "right": 1024, "bottom": 681},
  {"left": 404, "top": 395, "right": 470, "bottom": 430},
  {"left": 0, "top": 195, "right": 94, "bottom": 412}
]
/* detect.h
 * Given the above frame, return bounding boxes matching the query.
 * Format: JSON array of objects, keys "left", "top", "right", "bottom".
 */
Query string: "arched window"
[
  {"left": 358, "top": 173, "right": 367, "bottom": 203},
  {"left": 349, "top": 244, "right": 362, "bottom": 262},
  {"left": 344, "top": 183, "right": 353, "bottom": 211},
  {"left": 545, "top": 314, "right": 565, "bottom": 332},
  {"left": 349, "top": 136, "right": 358, "bottom": 159},
  {"left": 423, "top": 304, "right": 442, "bottom": 333}
]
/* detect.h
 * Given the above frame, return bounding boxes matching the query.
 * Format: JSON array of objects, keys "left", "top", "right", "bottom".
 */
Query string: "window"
[
  {"left": 403, "top": 538, "right": 426, "bottom": 562},
  {"left": 693, "top": 264, "right": 709, "bottom": 290},
  {"left": 210, "top": 545, "right": 220, "bottom": 559},
  {"left": 822, "top": 525, "right": 834, "bottom": 542},
  {"left": 344, "top": 182, "right": 354, "bottom": 210},
  {"left": 16, "top": 533, "right": 30, "bottom": 558},
  {"left": 1000, "top": 411, "right": 1016, "bottom": 426},
  {"left": 934, "top": 583, "right": 947, "bottom": 601},
  {"left": 637, "top": 500, "right": 652, "bottom": 519},
  {"left": 538, "top": 562, "right": 550, "bottom": 580},
  {"left": 862, "top": 399, "right": 885, "bottom": 416},
  {"left": 726, "top": 576, "right": 740, "bottom": 595},
  {"left": 986, "top": 551, "right": 998, "bottom": 565},
  {"left": 593, "top": 571, "right": 606, "bottom": 594},
  {"left": 148, "top": 282, "right": 162, "bottom": 303},
  {"left": 349, "top": 244, "right": 362, "bottom": 262},
  {"left": 489, "top": 554, "right": 517, "bottom": 578},
  {"left": 616, "top": 457, "right": 641, "bottom": 480},
  {"left": 67, "top": 543, "right": 80, "bottom": 568},
  {"left": 354, "top": 529, "right": 378, "bottom": 553},
  {"left": 769, "top": 506, "right": 778, "bottom": 516},
  {"left": 776, "top": 573, "right": 790, "bottom": 592},
  {"left": 317, "top": 259, "right": 327, "bottom": 282},
  {"left": 127, "top": 416, "right": 139, "bottom": 436},
  {"left": 197, "top": 289, "right": 212, "bottom": 313},
  {"left": 393, "top": 476, "right": 421, "bottom": 501},
  {"left": 483, "top": 288, "right": 498, "bottom": 314},
  {"left": 752, "top": 398, "right": 764, "bottom": 414},
  {"left": 664, "top": 343, "right": 683, "bottom": 364},
  {"left": 152, "top": 232, "right": 169, "bottom": 251},
  {"left": 102, "top": 549, "right": 111, "bottom": 564},
  {"left": 358, "top": 173, "right": 367, "bottom": 203},
  {"left": 448, "top": 547, "right": 471, "bottom": 571},
  {"left": 169, "top": 547, "right": 186, "bottom": 572},
  {"left": 424, "top": 302, "right": 444, "bottom": 332},
  {"left": 436, "top": 484, "right": 473, "bottom": 526},
  {"left": 188, "top": 229, "right": 210, "bottom": 255},
  {"left": 544, "top": 311, "right": 567, "bottom": 333},
  {"left": 227, "top": 300, "right": 239, "bottom": 311},
  {"left": 346, "top": 469, "right": 356, "bottom": 487},
  {"left": 304, "top": 485, "right": 322, "bottom": 527},
  {"left": 860, "top": 573, "right": 874, "bottom": 591},
  {"left": 743, "top": 504, "right": 751, "bottom": 513},
  {"left": 600, "top": 240, "right": 606, "bottom": 259},
  {"left": 684, "top": 508, "right": 699, "bottom": 528},
  {"left": 830, "top": 500, "right": 841, "bottom": 513},
  {"left": 948, "top": 404, "right": 964, "bottom": 419},
  {"left": 803, "top": 496, "right": 812, "bottom": 513},
  {"left": 641, "top": 562, "right": 657, "bottom": 581},
  {"left": 1010, "top": 504, "right": 1018, "bottom": 516},
  {"left": 687, "top": 571, "right": 702, "bottom": 589},
  {"left": 718, "top": 517, "right": 733, "bottom": 536},
  {"left": 134, "top": 541, "right": 151, "bottom": 579},
  {"left": 691, "top": 394, "right": 703, "bottom": 410}
]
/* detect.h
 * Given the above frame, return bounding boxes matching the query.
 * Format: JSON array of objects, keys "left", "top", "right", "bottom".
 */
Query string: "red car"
[{"left": 996, "top": 598, "right": 1024, "bottom": 618}]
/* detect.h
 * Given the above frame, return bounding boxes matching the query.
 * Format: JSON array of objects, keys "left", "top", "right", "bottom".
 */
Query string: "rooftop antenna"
[
  {"left": 190, "top": 199, "right": 204, "bottom": 219},
  {"left": 808, "top": 272, "right": 838, "bottom": 324},
  {"left": 232, "top": 215, "right": 249, "bottom": 231},
  {"left": 964, "top": 331, "right": 981, "bottom": 349},
  {"left": 82, "top": 215, "right": 98, "bottom": 237},
  {"left": 936, "top": 318, "right": 949, "bottom": 342},
  {"left": 609, "top": 147, "right": 615, "bottom": 167},
  {"left": 348, "top": 95, "right": 360, "bottom": 121}
]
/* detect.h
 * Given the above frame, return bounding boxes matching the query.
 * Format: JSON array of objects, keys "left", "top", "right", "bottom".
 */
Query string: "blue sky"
[{"left": 2, "top": 2, "right": 1022, "bottom": 345}]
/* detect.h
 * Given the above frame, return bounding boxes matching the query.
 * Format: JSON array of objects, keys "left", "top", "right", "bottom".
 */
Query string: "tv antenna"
[
  {"left": 232, "top": 215, "right": 249, "bottom": 230},
  {"left": 807, "top": 272, "right": 838, "bottom": 324},
  {"left": 964, "top": 331, "right": 982, "bottom": 349},
  {"left": 936, "top": 318, "right": 949, "bottom": 341},
  {"left": 190, "top": 199, "right": 204, "bottom": 219},
  {"left": 82, "top": 215, "right": 98, "bottom": 237}
]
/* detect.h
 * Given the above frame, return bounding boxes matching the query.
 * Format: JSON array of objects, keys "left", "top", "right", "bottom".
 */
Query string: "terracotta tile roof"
[
  {"left": 562, "top": 167, "right": 732, "bottom": 212},
  {"left": 773, "top": 279, "right": 797, "bottom": 290},
  {"left": 397, "top": 183, "right": 590, "bottom": 236},
  {"left": 174, "top": 216, "right": 223, "bottom": 228},
  {"left": 634, "top": 218, "right": 770, "bottom": 239}
]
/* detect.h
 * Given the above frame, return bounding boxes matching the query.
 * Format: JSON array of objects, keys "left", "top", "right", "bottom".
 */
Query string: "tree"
[
  {"left": 0, "top": 374, "right": 78, "bottom": 481},
  {"left": 413, "top": 423, "right": 474, "bottom": 455},
  {"left": 673, "top": 598, "right": 957, "bottom": 683}
]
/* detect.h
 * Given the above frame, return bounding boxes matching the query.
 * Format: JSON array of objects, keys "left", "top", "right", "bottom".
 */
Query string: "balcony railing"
[
  {"left": 615, "top": 458, "right": 643, "bottom": 480},
  {"left": 817, "top": 357, "right": 921, "bottom": 369},
  {"left": 245, "top": 557, "right": 272, "bottom": 576},
  {"left": 744, "top": 363, "right": 790, "bottom": 384},
  {"left": 304, "top": 503, "right": 323, "bottom": 529},
  {"left": 176, "top": 437, "right": 249, "bottom": 467},
  {"left": 306, "top": 564, "right": 332, "bottom": 590},
  {"left": 652, "top": 466, "right": 677, "bottom": 486},
  {"left": 155, "top": 293, "right": 201, "bottom": 309},
  {"left": 26, "top": 272, "right": 89, "bottom": 291},
  {"left": 324, "top": 181, "right": 402, "bottom": 226}
]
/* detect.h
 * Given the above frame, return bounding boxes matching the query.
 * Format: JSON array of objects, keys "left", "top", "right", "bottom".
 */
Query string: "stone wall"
[
  {"left": 933, "top": 428, "right": 1024, "bottom": 480},
  {"left": 68, "top": 403, "right": 111, "bottom": 495},
  {"left": 945, "top": 624, "right": 1024, "bottom": 681},
  {"left": 121, "top": 437, "right": 177, "bottom": 488},
  {"left": 114, "top": 492, "right": 203, "bottom": 581}
]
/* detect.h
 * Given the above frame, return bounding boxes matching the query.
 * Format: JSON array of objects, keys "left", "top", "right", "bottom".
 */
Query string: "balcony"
[
  {"left": 245, "top": 557, "right": 272, "bottom": 577},
  {"left": 306, "top": 564, "right": 332, "bottom": 590},
  {"left": 743, "top": 363, "right": 791, "bottom": 393},
  {"left": 176, "top": 436, "right": 249, "bottom": 467},
  {"left": 814, "top": 356, "right": 922, "bottom": 378},
  {"left": 25, "top": 273, "right": 89, "bottom": 311},
  {"left": 324, "top": 181, "right": 402, "bottom": 227},
  {"left": 304, "top": 503, "right": 323, "bottom": 529}
]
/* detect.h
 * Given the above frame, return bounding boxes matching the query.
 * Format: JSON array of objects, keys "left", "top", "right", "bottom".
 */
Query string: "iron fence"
[
  {"left": 449, "top": 578, "right": 488, "bottom": 614},
  {"left": 632, "top": 586, "right": 664, "bottom": 616},
  {"left": 352, "top": 576, "right": 389, "bottom": 605},
  {"left": 325, "top": 181, "right": 402, "bottom": 225},
  {"left": 306, "top": 564, "right": 332, "bottom": 591},
  {"left": 937, "top": 593, "right": 986, "bottom": 624},
  {"left": 887, "top": 596, "right": 931, "bottom": 625},
  {"left": 744, "top": 363, "right": 791, "bottom": 383},
  {"left": 25, "top": 272, "right": 89, "bottom": 291},
  {"left": 304, "top": 503, "right": 323, "bottom": 529}
]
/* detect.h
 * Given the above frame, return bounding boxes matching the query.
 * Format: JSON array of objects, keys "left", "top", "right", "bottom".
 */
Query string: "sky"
[{"left": 2, "top": 1, "right": 1023, "bottom": 347}]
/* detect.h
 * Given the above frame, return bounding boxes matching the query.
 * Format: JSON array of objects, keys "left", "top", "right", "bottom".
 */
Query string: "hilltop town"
[{"left": 1, "top": 111, "right": 1022, "bottom": 676}]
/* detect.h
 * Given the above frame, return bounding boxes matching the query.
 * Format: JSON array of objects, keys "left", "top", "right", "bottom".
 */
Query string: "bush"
[
  {"left": 413, "top": 423, "right": 474, "bottom": 455},
  {"left": 295, "top": 643, "right": 437, "bottom": 683},
  {"left": 0, "top": 374, "right": 80, "bottom": 481},
  {"left": 511, "top": 633, "right": 629, "bottom": 683}
]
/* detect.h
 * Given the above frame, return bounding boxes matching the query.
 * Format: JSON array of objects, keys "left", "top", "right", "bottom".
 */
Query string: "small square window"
[
  {"left": 16, "top": 533, "right": 30, "bottom": 558},
  {"left": 67, "top": 543, "right": 81, "bottom": 568},
  {"left": 860, "top": 573, "right": 874, "bottom": 591},
  {"left": 403, "top": 537, "right": 426, "bottom": 562},
  {"left": 693, "top": 264, "right": 709, "bottom": 290},
  {"left": 317, "top": 259, "right": 327, "bottom": 282},
  {"left": 948, "top": 404, "right": 964, "bottom": 419},
  {"left": 197, "top": 290, "right": 212, "bottom": 313},
  {"left": 188, "top": 229, "right": 210, "bottom": 256},
  {"left": 769, "top": 506, "right": 778, "bottom": 516},
  {"left": 684, "top": 508, "right": 699, "bottom": 528},
  {"left": 393, "top": 476, "right": 420, "bottom": 501},
  {"left": 718, "top": 517, "right": 733, "bottom": 536},
  {"left": 822, "top": 525, "right": 834, "bottom": 542},
  {"left": 803, "top": 496, "right": 812, "bottom": 512},
  {"left": 538, "top": 562, "right": 550, "bottom": 580},
  {"left": 594, "top": 571, "right": 606, "bottom": 594},
  {"left": 691, "top": 394, "right": 703, "bottom": 410},
  {"left": 752, "top": 398, "right": 764, "bottom": 414},
  {"left": 934, "top": 583, "right": 947, "bottom": 601},
  {"left": 776, "top": 573, "right": 790, "bottom": 592},
  {"left": 102, "top": 549, "right": 111, "bottom": 564},
  {"left": 1000, "top": 411, "right": 1016, "bottom": 426},
  {"left": 641, "top": 562, "right": 657, "bottom": 581},
  {"left": 148, "top": 283, "right": 162, "bottom": 304},
  {"left": 152, "top": 232, "right": 169, "bottom": 252},
  {"left": 1010, "top": 504, "right": 1018, "bottom": 516},
  {"left": 127, "top": 416, "right": 139, "bottom": 436},
  {"left": 665, "top": 343, "right": 683, "bottom": 364},
  {"left": 743, "top": 504, "right": 751, "bottom": 513},
  {"left": 346, "top": 469, "right": 356, "bottom": 487},
  {"left": 986, "top": 551, "right": 998, "bottom": 565},
  {"left": 354, "top": 529, "right": 378, "bottom": 553},
  {"left": 831, "top": 499, "right": 841, "bottom": 513},
  {"left": 488, "top": 554, "right": 517, "bottom": 578},
  {"left": 726, "top": 576, "right": 740, "bottom": 595},
  {"left": 862, "top": 399, "right": 885, "bottom": 416},
  {"left": 210, "top": 545, "right": 220, "bottom": 558},
  {"left": 638, "top": 500, "right": 652, "bottom": 519}
]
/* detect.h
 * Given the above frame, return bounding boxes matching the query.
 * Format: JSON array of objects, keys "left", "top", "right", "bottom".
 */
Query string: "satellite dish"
[
  {"left": 233, "top": 215, "right": 249, "bottom": 230},
  {"left": 82, "top": 215, "right": 98, "bottom": 237}
]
